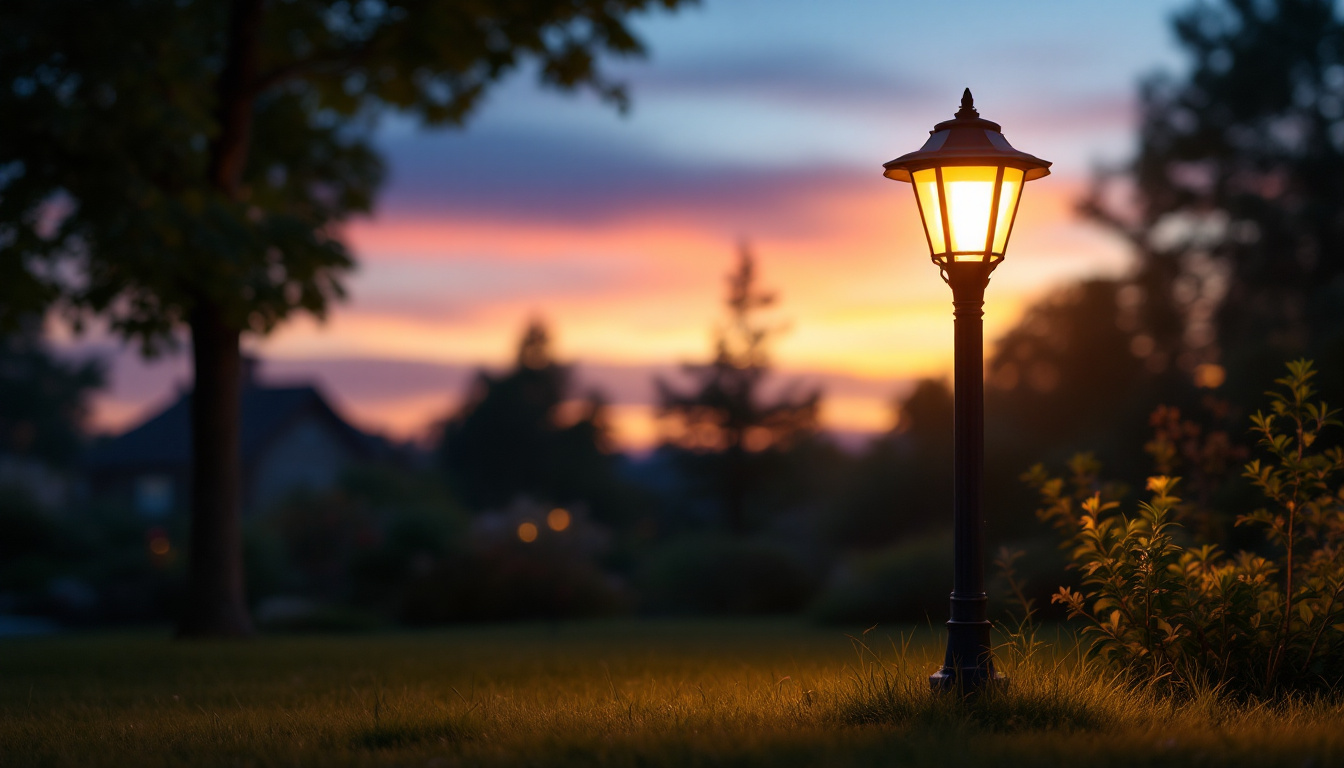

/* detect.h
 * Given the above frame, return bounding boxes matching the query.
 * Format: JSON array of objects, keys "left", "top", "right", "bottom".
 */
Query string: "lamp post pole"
[
  {"left": 880, "top": 89, "right": 1051, "bottom": 694},
  {"left": 929, "top": 261, "right": 999, "bottom": 692}
]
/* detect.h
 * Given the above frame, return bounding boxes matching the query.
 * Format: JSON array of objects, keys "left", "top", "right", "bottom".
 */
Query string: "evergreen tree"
[
  {"left": 657, "top": 246, "right": 820, "bottom": 536},
  {"left": 438, "top": 321, "right": 629, "bottom": 526}
]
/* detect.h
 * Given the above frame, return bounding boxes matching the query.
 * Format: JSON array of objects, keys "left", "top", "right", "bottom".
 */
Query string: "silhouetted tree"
[
  {"left": 0, "top": 320, "right": 103, "bottom": 468},
  {"left": 988, "top": 280, "right": 1155, "bottom": 450},
  {"left": 979, "top": 279, "right": 1168, "bottom": 536},
  {"left": 1083, "top": 0, "right": 1344, "bottom": 397},
  {"left": 438, "top": 321, "right": 631, "bottom": 526},
  {"left": 0, "top": 0, "right": 693, "bottom": 636},
  {"left": 657, "top": 246, "right": 820, "bottom": 536},
  {"left": 831, "top": 379, "right": 952, "bottom": 549}
]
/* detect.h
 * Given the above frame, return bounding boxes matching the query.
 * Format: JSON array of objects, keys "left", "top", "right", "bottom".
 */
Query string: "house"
[{"left": 86, "top": 366, "right": 390, "bottom": 518}]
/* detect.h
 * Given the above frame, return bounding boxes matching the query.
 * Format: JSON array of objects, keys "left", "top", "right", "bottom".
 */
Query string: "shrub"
[
  {"left": 399, "top": 500, "right": 628, "bottom": 623},
  {"left": 1025, "top": 360, "right": 1344, "bottom": 695},
  {"left": 810, "top": 533, "right": 951, "bottom": 624},
  {"left": 639, "top": 536, "right": 815, "bottom": 615},
  {"left": 813, "top": 534, "right": 1067, "bottom": 626}
]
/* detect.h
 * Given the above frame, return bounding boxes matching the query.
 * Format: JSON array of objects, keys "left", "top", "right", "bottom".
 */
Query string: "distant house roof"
[{"left": 86, "top": 384, "right": 387, "bottom": 471}]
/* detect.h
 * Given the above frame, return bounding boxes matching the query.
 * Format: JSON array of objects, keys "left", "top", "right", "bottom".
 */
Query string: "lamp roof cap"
[{"left": 882, "top": 89, "right": 1051, "bottom": 183}]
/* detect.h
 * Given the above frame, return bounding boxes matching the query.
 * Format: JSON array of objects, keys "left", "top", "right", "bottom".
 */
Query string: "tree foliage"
[
  {"left": 829, "top": 379, "right": 952, "bottom": 549},
  {"left": 1083, "top": 0, "right": 1344, "bottom": 390},
  {"left": 438, "top": 321, "right": 630, "bottom": 525},
  {"left": 656, "top": 246, "right": 820, "bottom": 535},
  {"left": 0, "top": 321, "right": 103, "bottom": 467},
  {"left": 0, "top": 0, "right": 690, "bottom": 345}
]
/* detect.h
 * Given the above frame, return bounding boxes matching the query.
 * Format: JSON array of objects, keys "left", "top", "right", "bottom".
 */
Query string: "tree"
[
  {"left": 1082, "top": 0, "right": 1344, "bottom": 398},
  {"left": 438, "top": 320, "right": 630, "bottom": 525},
  {"left": 830, "top": 379, "right": 952, "bottom": 549},
  {"left": 0, "top": 319, "right": 103, "bottom": 469},
  {"left": 657, "top": 245, "right": 820, "bottom": 536},
  {"left": 0, "top": 0, "right": 694, "bottom": 636},
  {"left": 987, "top": 280, "right": 1155, "bottom": 452}
]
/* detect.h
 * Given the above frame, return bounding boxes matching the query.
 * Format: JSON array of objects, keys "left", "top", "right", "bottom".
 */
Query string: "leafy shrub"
[
  {"left": 813, "top": 534, "right": 1067, "bottom": 626},
  {"left": 639, "top": 536, "right": 814, "bottom": 615},
  {"left": 1025, "top": 360, "right": 1344, "bottom": 695},
  {"left": 810, "top": 533, "right": 951, "bottom": 624},
  {"left": 246, "top": 466, "right": 466, "bottom": 613},
  {"left": 399, "top": 501, "right": 628, "bottom": 623}
]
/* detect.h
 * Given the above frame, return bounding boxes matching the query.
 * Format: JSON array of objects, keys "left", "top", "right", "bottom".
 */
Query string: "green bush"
[
  {"left": 246, "top": 466, "right": 466, "bottom": 613},
  {"left": 1026, "top": 360, "right": 1344, "bottom": 695},
  {"left": 809, "top": 533, "right": 951, "bottom": 624},
  {"left": 639, "top": 536, "right": 814, "bottom": 615}
]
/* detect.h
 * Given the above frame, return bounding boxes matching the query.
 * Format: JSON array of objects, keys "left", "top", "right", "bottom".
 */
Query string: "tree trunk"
[
  {"left": 724, "top": 440, "right": 748, "bottom": 536},
  {"left": 177, "top": 0, "right": 264, "bottom": 637},
  {"left": 178, "top": 302, "right": 253, "bottom": 637}
]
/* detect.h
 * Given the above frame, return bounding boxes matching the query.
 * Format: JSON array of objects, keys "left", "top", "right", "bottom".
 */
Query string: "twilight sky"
[{"left": 67, "top": 0, "right": 1191, "bottom": 449}]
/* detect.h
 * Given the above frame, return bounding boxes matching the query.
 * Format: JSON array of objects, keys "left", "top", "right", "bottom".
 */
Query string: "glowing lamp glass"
[{"left": 911, "top": 166, "right": 1026, "bottom": 264}]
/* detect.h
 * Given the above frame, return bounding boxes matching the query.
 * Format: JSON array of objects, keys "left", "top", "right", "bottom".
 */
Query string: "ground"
[{"left": 2, "top": 620, "right": 1343, "bottom": 766}]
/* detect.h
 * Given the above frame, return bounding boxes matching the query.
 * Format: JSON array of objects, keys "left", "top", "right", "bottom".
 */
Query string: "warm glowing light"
[
  {"left": 991, "top": 169, "right": 1024, "bottom": 254},
  {"left": 547, "top": 508, "right": 571, "bottom": 531},
  {"left": 913, "top": 166, "right": 1027, "bottom": 260},
  {"left": 517, "top": 521, "right": 538, "bottom": 543},
  {"left": 944, "top": 166, "right": 996, "bottom": 253},
  {"left": 149, "top": 536, "right": 171, "bottom": 556},
  {"left": 913, "top": 169, "right": 945, "bottom": 254},
  {"left": 1194, "top": 363, "right": 1226, "bottom": 389}
]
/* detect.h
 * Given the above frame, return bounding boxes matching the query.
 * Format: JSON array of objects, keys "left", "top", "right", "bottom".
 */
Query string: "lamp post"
[{"left": 882, "top": 89, "right": 1051, "bottom": 693}]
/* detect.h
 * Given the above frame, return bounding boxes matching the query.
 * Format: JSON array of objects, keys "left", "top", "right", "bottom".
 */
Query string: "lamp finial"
[{"left": 956, "top": 88, "right": 978, "bottom": 119}]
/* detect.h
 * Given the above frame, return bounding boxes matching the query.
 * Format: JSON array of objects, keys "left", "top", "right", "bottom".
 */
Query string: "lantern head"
[{"left": 883, "top": 89, "right": 1050, "bottom": 273}]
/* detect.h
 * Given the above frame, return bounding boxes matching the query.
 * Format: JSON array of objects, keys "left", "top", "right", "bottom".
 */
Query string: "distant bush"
[
  {"left": 246, "top": 466, "right": 466, "bottom": 614},
  {"left": 639, "top": 536, "right": 815, "bottom": 615},
  {"left": 399, "top": 501, "right": 629, "bottom": 623},
  {"left": 1027, "top": 360, "right": 1344, "bottom": 696},
  {"left": 0, "top": 489, "right": 182, "bottom": 624},
  {"left": 810, "top": 533, "right": 951, "bottom": 624}
]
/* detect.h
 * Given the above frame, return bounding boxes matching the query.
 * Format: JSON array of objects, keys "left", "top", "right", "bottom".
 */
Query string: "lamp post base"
[
  {"left": 929, "top": 664, "right": 1006, "bottom": 693},
  {"left": 929, "top": 605, "right": 1004, "bottom": 693}
]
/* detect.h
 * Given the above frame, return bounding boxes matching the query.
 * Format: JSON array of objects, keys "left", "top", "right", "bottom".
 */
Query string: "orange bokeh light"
[{"left": 547, "top": 508, "right": 571, "bottom": 531}]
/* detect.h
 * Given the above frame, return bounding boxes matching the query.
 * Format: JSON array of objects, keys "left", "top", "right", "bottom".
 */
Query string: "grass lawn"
[{"left": 3, "top": 619, "right": 1344, "bottom": 766}]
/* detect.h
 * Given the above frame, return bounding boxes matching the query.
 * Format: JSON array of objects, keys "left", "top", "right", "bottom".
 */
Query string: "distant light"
[
  {"left": 1130, "top": 335, "right": 1155, "bottom": 358},
  {"left": 517, "top": 522, "right": 538, "bottom": 543},
  {"left": 1194, "top": 363, "right": 1226, "bottom": 389},
  {"left": 547, "top": 508, "right": 571, "bottom": 532},
  {"left": 148, "top": 535, "right": 171, "bottom": 556}
]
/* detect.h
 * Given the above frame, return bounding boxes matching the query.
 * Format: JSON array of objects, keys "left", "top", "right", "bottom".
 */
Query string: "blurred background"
[{"left": 2, "top": 0, "right": 1340, "bottom": 633}]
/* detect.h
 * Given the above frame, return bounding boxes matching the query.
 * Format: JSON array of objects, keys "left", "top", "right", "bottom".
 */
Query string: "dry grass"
[{"left": 2, "top": 620, "right": 1343, "bottom": 766}]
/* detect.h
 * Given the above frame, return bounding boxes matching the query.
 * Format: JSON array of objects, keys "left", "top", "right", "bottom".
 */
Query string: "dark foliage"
[
  {"left": 400, "top": 503, "right": 628, "bottom": 623},
  {"left": 247, "top": 466, "right": 465, "bottom": 609},
  {"left": 0, "top": 491, "right": 183, "bottom": 624},
  {"left": 0, "top": 0, "right": 695, "bottom": 635},
  {"left": 638, "top": 535, "right": 815, "bottom": 615},
  {"left": 0, "top": 322, "right": 102, "bottom": 467},
  {"left": 830, "top": 379, "right": 953, "bottom": 549},
  {"left": 437, "top": 321, "right": 637, "bottom": 528},
  {"left": 1083, "top": 0, "right": 1344, "bottom": 400},
  {"left": 657, "top": 246, "right": 821, "bottom": 535}
]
